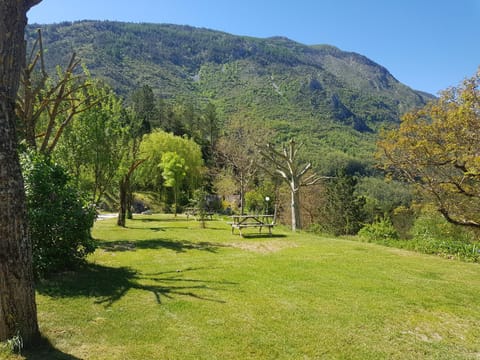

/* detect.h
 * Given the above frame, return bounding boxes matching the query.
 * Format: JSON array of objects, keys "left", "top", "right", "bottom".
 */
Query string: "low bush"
[
  {"left": 407, "top": 208, "right": 479, "bottom": 262},
  {"left": 405, "top": 238, "right": 480, "bottom": 262},
  {"left": 358, "top": 216, "right": 399, "bottom": 242},
  {"left": 356, "top": 211, "right": 479, "bottom": 263},
  {"left": 411, "top": 208, "right": 476, "bottom": 243}
]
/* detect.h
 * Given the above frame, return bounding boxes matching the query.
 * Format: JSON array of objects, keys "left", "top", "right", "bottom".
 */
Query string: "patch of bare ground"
[
  {"left": 229, "top": 240, "right": 298, "bottom": 254},
  {"left": 399, "top": 311, "right": 475, "bottom": 345}
]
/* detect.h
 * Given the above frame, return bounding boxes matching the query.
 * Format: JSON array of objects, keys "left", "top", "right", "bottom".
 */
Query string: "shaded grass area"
[
  {"left": 37, "top": 263, "right": 233, "bottom": 306},
  {"left": 6, "top": 214, "right": 480, "bottom": 359}
]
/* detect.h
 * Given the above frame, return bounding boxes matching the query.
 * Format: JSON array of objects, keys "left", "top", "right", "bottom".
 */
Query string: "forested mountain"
[{"left": 26, "top": 20, "right": 434, "bottom": 170}]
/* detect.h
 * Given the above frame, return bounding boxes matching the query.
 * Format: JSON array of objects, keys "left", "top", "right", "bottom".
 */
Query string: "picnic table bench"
[{"left": 228, "top": 214, "right": 276, "bottom": 237}]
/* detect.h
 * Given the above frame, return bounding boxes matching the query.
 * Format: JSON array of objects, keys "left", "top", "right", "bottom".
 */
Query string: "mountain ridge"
[{"left": 25, "top": 20, "right": 435, "bottom": 168}]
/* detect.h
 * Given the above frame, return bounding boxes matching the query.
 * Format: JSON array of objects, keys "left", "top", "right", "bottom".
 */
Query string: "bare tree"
[
  {"left": 16, "top": 33, "right": 97, "bottom": 155},
  {"left": 217, "top": 120, "right": 270, "bottom": 214},
  {"left": 260, "top": 139, "right": 323, "bottom": 231},
  {"left": 0, "top": 0, "right": 42, "bottom": 345}
]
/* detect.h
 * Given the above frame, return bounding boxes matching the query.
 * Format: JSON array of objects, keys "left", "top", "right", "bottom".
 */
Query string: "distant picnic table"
[{"left": 228, "top": 214, "right": 276, "bottom": 237}]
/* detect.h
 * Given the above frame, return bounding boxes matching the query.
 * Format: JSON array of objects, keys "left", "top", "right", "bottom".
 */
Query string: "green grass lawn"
[{"left": 4, "top": 214, "right": 480, "bottom": 359}]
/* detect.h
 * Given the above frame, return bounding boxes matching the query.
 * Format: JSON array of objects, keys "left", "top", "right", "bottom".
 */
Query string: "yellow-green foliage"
[
  {"left": 378, "top": 70, "right": 480, "bottom": 228},
  {"left": 136, "top": 130, "right": 204, "bottom": 191}
]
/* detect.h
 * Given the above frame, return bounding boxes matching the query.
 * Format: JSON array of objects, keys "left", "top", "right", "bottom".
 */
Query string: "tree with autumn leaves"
[{"left": 378, "top": 69, "right": 480, "bottom": 228}]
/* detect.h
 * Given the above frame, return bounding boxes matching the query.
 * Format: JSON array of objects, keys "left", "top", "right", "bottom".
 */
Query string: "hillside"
[{"left": 26, "top": 20, "right": 435, "bottom": 168}]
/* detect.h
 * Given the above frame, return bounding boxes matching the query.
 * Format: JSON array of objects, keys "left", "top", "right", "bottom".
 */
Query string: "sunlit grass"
[{"left": 7, "top": 214, "right": 480, "bottom": 359}]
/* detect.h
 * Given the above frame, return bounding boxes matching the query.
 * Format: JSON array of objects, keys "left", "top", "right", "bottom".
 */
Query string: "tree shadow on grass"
[
  {"left": 141, "top": 224, "right": 229, "bottom": 232},
  {"left": 233, "top": 233, "right": 288, "bottom": 239},
  {"left": 98, "top": 238, "right": 225, "bottom": 253},
  {"left": 21, "top": 336, "right": 81, "bottom": 360},
  {"left": 37, "top": 263, "right": 235, "bottom": 306},
  {"left": 130, "top": 216, "right": 189, "bottom": 223}
]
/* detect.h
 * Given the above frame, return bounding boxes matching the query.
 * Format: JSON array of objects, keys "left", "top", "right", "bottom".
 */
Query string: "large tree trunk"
[{"left": 0, "top": 0, "right": 42, "bottom": 345}]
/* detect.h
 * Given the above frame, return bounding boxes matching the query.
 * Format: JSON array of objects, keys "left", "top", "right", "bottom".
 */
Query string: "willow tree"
[
  {"left": 161, "top": 151, "right": 188, "bottom": 216},
  {"left": 260, "top": 139, "right": 322, "bottom": 231},
  {"left": 378, "top": 70, "right": 480, "bottom": 228},
  {"left": 0, "top": 0, "right": 42, "bottom": 345},
  {"left": 131, "top": 130, "right": 204, "bottom": 222}
]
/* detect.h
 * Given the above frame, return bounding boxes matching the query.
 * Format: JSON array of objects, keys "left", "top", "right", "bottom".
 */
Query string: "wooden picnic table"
[{"left": 228, "top": 214, "right": 275, "bottom": 237}]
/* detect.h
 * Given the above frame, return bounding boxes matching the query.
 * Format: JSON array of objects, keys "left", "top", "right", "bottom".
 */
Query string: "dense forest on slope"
[{"left": 26, "top": 20, "right": 434, "bottom": 171}]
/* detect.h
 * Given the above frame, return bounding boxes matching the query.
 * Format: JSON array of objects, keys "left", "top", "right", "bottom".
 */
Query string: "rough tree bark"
[{"left": 0, "top": 0, "right": 42, "bottom": 345}]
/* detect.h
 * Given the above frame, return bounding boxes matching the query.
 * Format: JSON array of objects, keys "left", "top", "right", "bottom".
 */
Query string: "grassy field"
[{"left": 3, "top": 214, "right": 480, "bottom": 359}]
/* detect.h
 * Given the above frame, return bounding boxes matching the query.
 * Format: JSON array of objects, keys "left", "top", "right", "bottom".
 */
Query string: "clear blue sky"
[{"left": 28, "top": 0, "right": 479, "bottom": 95}]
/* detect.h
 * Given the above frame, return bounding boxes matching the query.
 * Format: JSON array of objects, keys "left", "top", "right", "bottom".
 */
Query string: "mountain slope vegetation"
[{"left": 26, "top": 20, "right": 434, "bottom": 169}]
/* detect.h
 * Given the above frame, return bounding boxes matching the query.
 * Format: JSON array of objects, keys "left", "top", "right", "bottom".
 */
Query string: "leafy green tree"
[
  {"left": 212, "top": 168, "right": 237, "bottom": 198},
  {"left": 319, "top": 171, "right": 366, "bottom": 235},
  {"left": 130, "top": 84, "right": 158, "bottom": 132},
  {"left": 245, "top": 180, "right": 276, "bottom": 214},
  {"left": 378, "top": 70, "right": 480, "bottom": 228},
  {"left": 356, "top": 177, "right": 413, "bottom": 222},
  {"left": 162, "top": 100, "right": 186, "bottom": 136},
  {"left": 117, "top": 107, "right": 147, "bottom": 227},
  {"left": 55, "top": 80, "right": 126, "bottom": 204},
  {"left": 175, "top": 101, "right": 199, "bottom": 139},
  {"left": 190, "top": 189, "right": 210, "bottom": 228},
  {"left": 161, "top": 151, "right": 188, "bottom": 216},
  {"left": 202, "top": 102, "right": 220, "bottom": 159}
]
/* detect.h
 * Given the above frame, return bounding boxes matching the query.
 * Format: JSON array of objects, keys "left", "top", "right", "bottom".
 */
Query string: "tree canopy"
[
  {"left": 378, "top": 69, "right": 480, "bottom": 228},
  {"left": 136, "top": 130, "right": 204, "bottom": 195},
  {"left": 55, "top": 79, "right": 127, "bottom": 204}
]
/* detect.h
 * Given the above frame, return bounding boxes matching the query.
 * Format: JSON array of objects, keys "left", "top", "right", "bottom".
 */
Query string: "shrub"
[
  {"left": 405, "top": 238, "right": 480, "bottom": 262},
  {"left": 406, "top": 207, "right": 479, "bottom": 262},
  {"left": 411, "top": 208, "right": 476, "bottom": 243},
  {"left": 358, "top": 216, "right": 399, "bottom": 242},
  {"left": 245, "top": 190, "right": 265, "bottom": 213},
  {"left": 22, "top": 153, "right": 97, "bottom": 277},
  {"left": 245, "top": 182, "right": 276, "bottom": 215},
  {"left": 355, "top": 208, "right": 480, "bottom": 263},
  {"left": 391, "top": 205, "right": 417, "bottom": 239}
]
